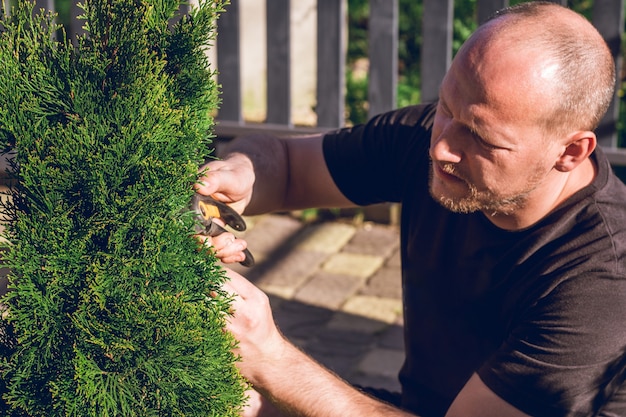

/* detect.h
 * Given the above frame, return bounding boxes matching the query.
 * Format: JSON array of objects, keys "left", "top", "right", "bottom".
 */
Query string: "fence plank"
[
  {"left": 266, "top": 0, "right": 291, "bottom": 126},
  {"left": 31, "top": 0, "right": 624, "bottom": 165},
  {"left": 368, "top": 0, "right": 398, "bottom": 118},
  {"left": 216, "top": 0, "right": 242, "bottom": 124},
  {"left": 592, "top": 0, "right": 624, "bottom": 149},
  {"left": 421, "top": 0, "right": 453, "bottom": 103},
  {"left": 316, "top": 0, "right": 346, "bottom": 128},
  {"left": 69, "top": 1, "right": 85, "bottom": 41}
]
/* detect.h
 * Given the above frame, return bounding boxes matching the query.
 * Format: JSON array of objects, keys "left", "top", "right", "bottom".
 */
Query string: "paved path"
[{"left": 227, "top": 213, "right": 404, "bottom": 393}]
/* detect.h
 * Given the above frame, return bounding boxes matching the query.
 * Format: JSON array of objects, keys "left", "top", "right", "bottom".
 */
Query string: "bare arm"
[
  {"left": 197, "top": 132, "right": 354, "bottom": 216},
  {"left": 224, "top": 267, "right": 531, "bottom": 417},
  {"left": 223, "top": 268, "right": 414, "bottom": 417}
]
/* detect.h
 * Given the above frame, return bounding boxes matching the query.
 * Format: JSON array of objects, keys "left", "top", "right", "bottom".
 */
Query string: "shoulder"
[
  {"left": 322, "top": 102, "right": 437, "bottom": 166},
  {"left": 323, "top": 102, "right": 437, "bottom": 143},
  {"left": 576, "top": 147, "right": 626, "bottom": 274},
  {"left": 321, "top": 103, "right": 437, "bottom": 205}
]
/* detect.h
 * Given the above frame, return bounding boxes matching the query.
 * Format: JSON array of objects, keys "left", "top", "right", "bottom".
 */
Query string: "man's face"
[{"left": 428, "top": 38, "right": 563, "bottom": 218}]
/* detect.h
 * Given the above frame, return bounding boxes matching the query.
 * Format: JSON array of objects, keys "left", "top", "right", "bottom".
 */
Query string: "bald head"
[{"left": 461, "top": 2, "right": 615, "bottom": 134}]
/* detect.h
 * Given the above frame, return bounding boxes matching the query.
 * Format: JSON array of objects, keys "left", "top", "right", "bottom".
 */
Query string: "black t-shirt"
[{"left": 323, "top": 103, "right": 626, "bottom": 417}]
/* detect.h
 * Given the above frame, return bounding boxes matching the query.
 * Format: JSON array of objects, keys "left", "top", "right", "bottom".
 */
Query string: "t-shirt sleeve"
[
  {"left": 322, "top": 103, "right": 436, "bottom": 206},
  {"left": 478, "top": 270, "right": 626, "bottom": 417}
]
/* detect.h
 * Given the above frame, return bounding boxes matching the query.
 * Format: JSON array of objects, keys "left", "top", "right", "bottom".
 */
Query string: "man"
[{"left": 198, "top": 2, "right": 626, "bottom": 416}]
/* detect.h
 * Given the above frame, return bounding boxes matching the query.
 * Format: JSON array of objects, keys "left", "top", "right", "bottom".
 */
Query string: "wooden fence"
[
  {"left": 4, "top": 0, "right": 626, "bottom": 167},
  {"left": 214, "top": 0, "right": 626, "bottom": 168}
]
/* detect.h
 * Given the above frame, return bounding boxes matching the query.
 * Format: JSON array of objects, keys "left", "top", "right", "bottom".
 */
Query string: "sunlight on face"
[{"left": 429, "top": 160, "right": 549, "bottom": 216}]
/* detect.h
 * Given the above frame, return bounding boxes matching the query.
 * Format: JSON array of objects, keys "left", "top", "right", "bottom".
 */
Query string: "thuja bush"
[{"left": 0, "top": 0, "right": 247, "bottom": 416}]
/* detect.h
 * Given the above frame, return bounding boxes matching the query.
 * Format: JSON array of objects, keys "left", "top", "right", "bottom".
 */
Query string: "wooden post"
[
  {"left": 592, "top": 0, "right": 624, "bottom": 149},
  {"left": 216, "top": 0, "right": 243, "bottom": 124},
  {"left": 421, "top": 0, "right": 453, "bottom": 103},
  {"left": 266, "top": 0, "right": 291, "bottom": 126},
  {"left": 316, "top": 0, "right": 346, "bottom": 128},
  {"left": 368, "top": 0, "right": 398, "bottom": 118}
]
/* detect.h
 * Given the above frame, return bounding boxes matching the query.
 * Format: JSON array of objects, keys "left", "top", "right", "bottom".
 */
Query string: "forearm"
[
  {"left": 253, "top": 338, "right": 414, "bottom": 417},
  {"left": 222, "top": 269, "right": 414, "bottom": 417},
  {"left": 215, "top": 132, "right": 353, "bottom": 215},
  {"left": 216, "top": 133, "right": 291, "bottom": 215}
]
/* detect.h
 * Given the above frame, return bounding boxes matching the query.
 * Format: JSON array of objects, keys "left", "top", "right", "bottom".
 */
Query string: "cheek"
[
  {"left": 465, "top": 156, "right": 510, "bottom": 190},
  {"left": 479, "top": 156, "right": 540, "bottom": 190}
]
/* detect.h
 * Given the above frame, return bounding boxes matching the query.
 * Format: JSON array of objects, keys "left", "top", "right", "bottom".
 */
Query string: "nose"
[{"left": 429, "top": 122, "right": 463, "bottom": 164}]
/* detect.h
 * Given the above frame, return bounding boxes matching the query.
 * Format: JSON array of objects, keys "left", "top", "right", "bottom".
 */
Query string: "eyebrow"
[{"left": 439, "top": 92, "right": 512, "bottom": 151}]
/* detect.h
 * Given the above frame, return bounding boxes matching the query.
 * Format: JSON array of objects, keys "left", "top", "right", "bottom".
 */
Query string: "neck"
[{"left": 484, "top": 157, "right": 596, "bottom": 231}]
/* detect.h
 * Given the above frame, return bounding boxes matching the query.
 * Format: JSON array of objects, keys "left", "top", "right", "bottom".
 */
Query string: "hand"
[
  {"left": 240, "top": 389, "right": 284, "bottom": 417},
  {"left": 196, "top": 154, "right": 256, "bottom": 216},
  {"left": 196, "top": 227, "right": 250, "bottom": 265},
  {"left": 220, "top": 268, "right": 415, "bottom": 417},
  {"left": 220, "top": 268, "right": 287, "bottom": 385}
]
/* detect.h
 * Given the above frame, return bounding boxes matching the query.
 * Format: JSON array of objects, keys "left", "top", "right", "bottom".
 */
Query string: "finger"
[
  {"left": 196, "top": 161, "right": 235, "bottom": 196},
  {"left": 218, "top": 252, "right": 248, "bottom": 265},
  {"left": 212, "top": 233, "right": 245, "bottom": 252},
  {"left": 194, "top": 233, "right": 214, "bottom": 249},
  {"left": 212, "top": 233, "right": 247, "bottom": 259},
  {"left": 195, "top": 161, "right": 252, "bottom": 213},
  {"left": 221, "top": 267, "right": 260, "bottom": 301}
]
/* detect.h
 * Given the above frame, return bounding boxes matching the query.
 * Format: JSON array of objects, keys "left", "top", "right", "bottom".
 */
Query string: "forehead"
[
  {"left": 446, "top": 31, "right": 558, "bottom": 121},
  {"left": 440, "top": 43, "right": 558, "bottom": 145}
]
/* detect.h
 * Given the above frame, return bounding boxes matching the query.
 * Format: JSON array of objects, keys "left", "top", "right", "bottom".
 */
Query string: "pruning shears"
[{"left": 192, "top": 194, "right": 255, "bottom": 267}]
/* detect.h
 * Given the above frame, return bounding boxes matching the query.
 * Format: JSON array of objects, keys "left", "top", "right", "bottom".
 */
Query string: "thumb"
[
  {"left": 195, "top": 160, "right": 234, "bottom": 197},
  {"left": 195, "top": 166, "right": 251, "bottom": 215}
]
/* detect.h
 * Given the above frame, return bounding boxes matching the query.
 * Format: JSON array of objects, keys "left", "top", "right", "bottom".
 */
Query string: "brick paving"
[{"left": 226, "top": 213, "right": 405, "bottom": 393}]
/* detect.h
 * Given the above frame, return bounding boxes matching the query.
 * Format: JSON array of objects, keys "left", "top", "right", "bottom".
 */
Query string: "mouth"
[{"left": 433, "top": 163, "right": 465, "bottom": 183}]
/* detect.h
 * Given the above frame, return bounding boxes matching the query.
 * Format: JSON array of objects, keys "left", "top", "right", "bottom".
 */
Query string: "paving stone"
[
  {"left": 305, "top": 335, "right": 372, "bottom": 358},
  {"left": 326, "top": 311, "right": 391, "bottom": 334},
  {"left": 241, "top": 214, "right": 304, "bottom": 257},
  {"left": 294, "top": 222, "right": 356, "bottom": 253},
  {"left": 342, "top": 223, "right": 400, "bottom": 258},
  {"left": 387, "top": 247, "right": 402, "bottom": 268},
  {"left": 316, "top": 327, "right": 378, "bottom": 346},
  {"left": 304, "top": 332, "right": 374, "bottom": 377},
  {"left": 267, "top": 293, "right": 288, "bottom": 310},
  {"left": 274, "top": 300, "right": 335, "bottom": 339},
  {"left": 340, "top": 295, "right": 403, "bottom": 324},
  {"left": 253, "top": 250, "right": 328, "bottom": 289},
  {"left": 359, "top": 265, "right": 403, "bottom": 299},
  {"left": 377, "top": 324, "right": 405, "bottom": 351},
  {"left": 356, "top": 348, "right": 405, "bottom": 379},
  {"left": 259, "top": 284, "right": 298, "bottom": 300},
  {"left": 294, "top": 272, "right": 364, "bottom": 310},
  {"left": 322, "top": 252, "right": 385, "bottom": 279},
  {"left": 307, "top": 348, "right": 365, "bottom": 377},
  {"left": 347, "top": 373, "right": 402, "bottom": 394}
]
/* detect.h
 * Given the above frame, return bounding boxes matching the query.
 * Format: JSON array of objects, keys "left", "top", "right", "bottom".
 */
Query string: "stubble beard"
[{"left": 428, "top": 162, "right": 545, "bottom": 217}]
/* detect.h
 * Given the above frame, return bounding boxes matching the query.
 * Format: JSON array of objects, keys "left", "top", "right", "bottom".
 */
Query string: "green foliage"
[
  {"left": 0, "top": 0, "right": 247, "bottom": 415},
  {"left": 345, "top": 0, "right": 625, "bottom": 153},
  {"left": 345, "top": 0, "right": 477, "bottom": 125}
]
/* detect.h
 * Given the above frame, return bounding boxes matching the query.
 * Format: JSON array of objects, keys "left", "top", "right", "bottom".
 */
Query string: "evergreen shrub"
[{"left": 0, "top": 0, "right": 247, "bottom": 415}]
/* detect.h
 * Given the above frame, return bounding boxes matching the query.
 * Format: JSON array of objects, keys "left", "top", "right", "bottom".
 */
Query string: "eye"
[{"left": 470, "top": 129, "right": 499, "bottom": 150}]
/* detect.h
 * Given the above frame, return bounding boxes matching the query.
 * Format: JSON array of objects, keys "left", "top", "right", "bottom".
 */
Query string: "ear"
[{"left": 554, "top": 131, "right": 596, "bottom": 173}]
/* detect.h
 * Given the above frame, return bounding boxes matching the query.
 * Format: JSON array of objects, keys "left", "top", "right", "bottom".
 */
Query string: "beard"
[{"left": 428, "top": 162, "right": 546, "bottom": 216}]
